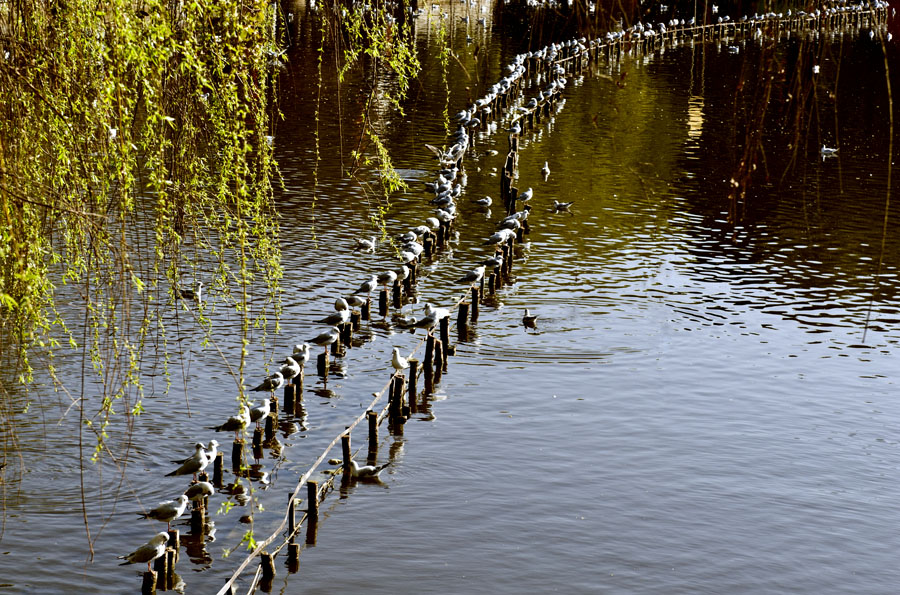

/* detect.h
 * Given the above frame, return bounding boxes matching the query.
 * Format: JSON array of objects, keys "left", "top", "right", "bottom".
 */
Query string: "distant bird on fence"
[
  {"left": 251, "top": 371, "right": 284, "bottom": 393},
  {"left": 522, "top": 309, "right": 539, "bottom": 333},
  {"left": 138, "top": 495, "right": 189, "bottom": 531},
  {"left": 348, "top": 458, "right": 391, "bottom": 480},
  {"left": 249, "top": 399, "right": 271, "bottom": 428},
  {"left": 391, "top": 347, "right": 409, "bottom": 374},
  {"left": 354, "top": 237, "right": 376, "bottom": 252},
  {"left": 455, "top": 265, "right": 486, "bottom": 285},
  {"left": 210, "top": 404, "right": 251, "bottom": 439},
  {"left": 178, "top": 281, "right": 203, "bottom": 302},
  {"left": 118, "top": 532, "right": 169, "bottom": 572},
  {"left": 166, "top": 442, "right": 209, "bottom": 480}
]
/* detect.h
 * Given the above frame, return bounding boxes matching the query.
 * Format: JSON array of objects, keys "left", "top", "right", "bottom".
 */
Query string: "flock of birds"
[{"left": 119, "top": 1, "right": 894, "bottom": 578}]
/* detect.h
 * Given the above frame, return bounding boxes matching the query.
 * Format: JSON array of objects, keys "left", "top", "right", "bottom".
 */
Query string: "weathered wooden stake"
[
  {"left": 252, "top": 427, "right": 263, "bottom": 449},
  {"left": 261, "top": 552, "right": 276, "bottom": 581},
  {"left": 269, "top": 395, "right": 278, "bottom": 416},
  {"left": 213, "top": 452, "right": 224, "bottom": 486},
  {"left": 191, "top": 506, "right": 204, "bottom": 534},
  {"left": 287, "top": 543, "right": 300, "bottom": 573},
  {"left": 457, "top": 302, "right": 470, "bottom": 340},
  {"left": 153, "top": 550, "right": 168, "bottom": 590},
  {"left": 307, "top": 481, "right": 319, "bottom": 519},
  {"left": 330, "top": 335, "right": 342, "bottom": 356},
  {"left": 390, "top": 375, "right": 405, "bottom": 421},
  {"left": 434, "top": 339, "right": 444, "bottom": 382},
  {"left": 167, "top": 529, "right": 180, "bottom": 555},
  {"left": 367, "top": 410, "right": 378, "bottom": 452},
  {"left": 288, "top": 496, "right": 296, "bottom": 535},
  {"left": 437, "top": 223, "right": 446, "bottom": 247},
  {"left": 407, "top": 359, "right": 418, "bottom": 411},
  {"left": 264, "top": 413, "right": 275, "bottom": 442},
  {"left": 392, "top": 280, "right": 402, "bottom": 308},
  {"left": 488, "top": 272, "right": 497, "bottom": 294},
  {"left": 316, "top": 352, "right": 328, "bottom": 377},
  {"left": 424, "top": 335, "right": 435, "bottom": 394},
  {"left": 424, "top": 235, "right": 434, "bottom": 257},
  {"left": 471, "top": 288, "right": 480, "bottom": 322},
  {"left": 165, "top": 547, "right": 176, "bottom": 587},
  {"left": 361, "top": 298, "right": 371, "bottom": 321},
  {"left": 340, "top": 321, "right": 353, "bottom": 348},
  {"left": 283, "top": 383, "right": 295, "bottom": 416},
  {"left": 439, "top": 317, "right": 450, "bottom": 367},
  {"left": 341, "top": 433, "right": 351, "bottom": 472},
  {"left": 351, "top": 310, "right": 361, "bottom": 331},
  {"left": 232, "top": 439, "right": 244, "bottom": 471},
  {"left": 141, "top": 570, "right": 157, "bottom": 595},
  {"left": 378, "top": 288, "right": 388, "bottom": 317},
  {"left": 408, "top": 261, "right": 418, "bottom": 285}
]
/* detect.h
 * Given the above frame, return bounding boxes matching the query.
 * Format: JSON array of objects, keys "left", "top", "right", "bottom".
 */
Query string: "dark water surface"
[{"left": 2, "top": 4, "right": 899, "bottom": 594}]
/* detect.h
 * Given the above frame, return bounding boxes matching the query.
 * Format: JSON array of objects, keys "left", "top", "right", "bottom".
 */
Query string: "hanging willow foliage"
[{"left": 0, "top": 0, "right": 282, "bottom": 443}]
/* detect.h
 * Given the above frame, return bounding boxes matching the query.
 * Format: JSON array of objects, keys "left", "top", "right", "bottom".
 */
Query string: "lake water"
[{"left": 1, "top": 3, "right": 899, "bottom": 594}]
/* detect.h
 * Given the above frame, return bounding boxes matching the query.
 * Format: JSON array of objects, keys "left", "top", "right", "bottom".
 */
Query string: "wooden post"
[
  {"left": 191, "top": 505, "right": 204, "bottom": 534},
  {"left": 269, "top": 394, "right": 278, "bottom": 416},
  {"left": 433, "top": 339, "right": 444, "bottom": 383},
  {"left": 167, "top": 529, "right": 180, "bottom": 556},
  {"left": 437, "top": 223, "right": 445, "bottom": 247},
  {"left": 367, "top": 410, "right": 378, "bottom": 452},
  {"left": 407, "top": 359, "right": 418, "bottom": 413},
  {"left": 252, "top": 427, "right": 262, "bottom": 449},
  {"left": 232, "top": 439, "right": 244, "bottom": 471},
  {"left": 165, "top": 547, "right": 176, "bottom": 587},
  {"left": 390, "top": 375, "right": 405, "bottom": 421},
  {"left": 283, "top": 383, "right": 295, "bottom": 416},
  {"left": 330, "top": 335, "right": 342, "bottom": 356},
  {"left": 361, "top": 298, "right": 371, "bottom": 321},
  {"left": 439, "top": 317, "right": 450, "bottom": 366},
  {"left": 153, "top": 550, "right": 168, "bottom": 591},
  {"left": 378, "top": 288, "right": 388, "bottom": 317},
  {"left": 341, "top": 433, "right": 351, "bottom": 472},
  {"left": 261, "top": 552, "right": 276, "bottom": 581},
  {"left": 141, "top": 570, "right": 157, "bottom": 595},
  {"left": 287, "top": 542, "right": 300, "bottom": 573},
  {"left": 424, "top": 334, "right": 435, "bottom": 394},
  {"left": 213, "top": 451, "right": 224, "bottom": 486},
  {"left": 264, "top": 413, "right": 275, "bottom": 442},
  {"left": 340, "top": 321, "right": 352, "bottom": 348},
  {"left": 288, "top": 496, "right": 296, "bottom": 535},
  {"left": 307, "top": 481, "right": 319, "bottom": 519},
  {"left": 488, "top": 272, "right": 497, "bottom": 294},
  {"left": 471, "top": 287, "right": 480, "bottom": 322},
  {"left": 457, "top": 302, "right": 470, "bottom": 340},
  {"left": 351, "top": 310, "right": 361, "bottom": 331},
  {"left": 316, "top": 352, "right": 328, "bottom": 377},
  {"left": 392, "top": 279, "right": 402, "bottom": 308},
  {"left": 424, "top": 235, "right": 434, "bottom": 257}
]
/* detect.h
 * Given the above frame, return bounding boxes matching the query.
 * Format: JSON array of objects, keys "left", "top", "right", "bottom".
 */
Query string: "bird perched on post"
[
  {"left": 541, "top": 161, "right": 551, "bottom": 180},
  {"left": 166, "top": 442, "right": 209, "bottom": 480},
  {"left": 184, "top": 481, "right": 215, "bottom": 510},
  {"left": 249, "top": 399, "right": 271, "bottom": 428},
  {"left": 308, "top": 326, "right": 340, "bottom": 355},
  {"left": 250, "top": 371, "right": 284, "bottom": 393},
  {"left": 391, "top": 347, "right": 409, "bottom": 374},
  {"left": 455, "top": 265, "right": 486, "bottom": 285},
  {"left": 210, "top": 404, "right": 251, "bottom": 439},
  {"left": 118, "top": 532, "right": 170, "bottom": 572},
  {"left": 137, "top": 494, "right": 189, "bottom": 531},
  {"left": 522, "top": 308, "right": 538, "bottom": 333}
]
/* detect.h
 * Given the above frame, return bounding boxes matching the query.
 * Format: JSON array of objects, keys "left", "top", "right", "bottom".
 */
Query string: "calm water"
[{"left": 2, "top": 4, "right": 899, "bottom": 594}]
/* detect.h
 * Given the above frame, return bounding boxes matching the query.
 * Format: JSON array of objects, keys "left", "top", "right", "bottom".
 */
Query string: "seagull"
[
  {"left": 249, "top": 399, "right": 271, "bottom": 428},
  {"left": 455, "top": 265, "right": 486, "bottom": 285},
  {"left": 250, "top": 371, "right": 284, "bottom": 393},
  {"left": 820, "top": 145, "right": 838, "bottom": 159},
  {"left": 377, "top": 270, "right": 398, "bottom": 289},
  {"left": 354, "top": 275, "right": 378, "bottom": 296},
  {"left": 317, "top": 308, "right": 351, "bottom": 325},
  {"left": 522, "top": 308, "right": 538, "bottom": 333},
  {"left": 348, "top": 458, "right": 391, "bottom": 479},
  {"left": 166, "top": 442, "right": 209, "bottom": 480},
  {"left": 177, "top": 281, "right": 203, "bottom": 302},
  {"left": 289, "top": 343, "right": 311, "bottom": 370},
  {"left": 308, "top": 326, "right": 341, "bottom": 353},
  {"left": 172, "top": 439, "right": 218, "bottom": 466},
  {"left": 280, "top": 357, "right": 301, "bottom": 383},
  {"left": 397, "top": 231, "right": 418, "bottom": 243},
  {"left": 497, "top": 218, "right": 521, "bottom": 231},
  {"left": 480, "top": 254, "right": 503, "bottom": 268},
  {"left": 118, "top": 532, "right": 170, "bottom": 572},
  {"left": 504, "top": 205, "right": 532, "bottom": 222},
  {"left": 334, "top": 297, "right": 349, "bottom": 312},
  {"left": 518, "top": 187, "right": 534, "bottom": 201},
  {"left": 210, "top": 404, "right": 251, "bottom": 439},
  {"left": 184, "top": 482, "right": 215, "bottom": 508},
  {"left": 138, "top": 495, "right": 189, "bottom": 531},
  {"left": 345, "top": 295, "right": 366, "bottom": 309},
  {"left": 541, "top": 161, "right": 550, "bottom": 179},
  {"left": 394, "top": 265, "right": 409, "bottom": 282},
  {"left": 483, "top": 228, "right": 516, "bottom": 246},
  {"left": 391, "top": 347, "right": 409, "bottom": 374},
  {"left": 354, "top": 236, "right": 376, "bottom": 252},
  {"left": 552, "top": 200, "right": 575, "bottom": 212},
  {"left": 473, "top": 196, "right": 492, "bottom": 207}
]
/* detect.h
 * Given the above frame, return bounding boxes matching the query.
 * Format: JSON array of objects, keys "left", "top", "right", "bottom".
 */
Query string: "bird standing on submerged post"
[{"left": 391, "top": 347, "right": 409, "bottom": 376}]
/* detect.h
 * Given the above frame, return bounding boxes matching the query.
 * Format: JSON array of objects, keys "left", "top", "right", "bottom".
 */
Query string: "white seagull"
[
  {"left": 391, "top": 347, "right": 409, "bottom": 374},
  {"left": 210, "top": 404, "right": 251, "bottom": 439},
  {"left": 138, "top": 494, "right": 189, "bottom": 531},
  {"left": 184, "top": 481, "right": 215, "bottom": 508},
  {"left": 250, "top": 371, "right": 284, "bottom": 393},
  {"left": 354, "top": 236, "right": 376, "bottom": 252},
  {"left": 249, "top": 399, "right": 271, "bottom": 427},
  {"left": 348, "top": 458, "right": 391, "bottom": 479},
  {"left": 166, "top": 442, "right": 209, "bottom": 479},
  {"left": 455, "top": 265, "right": 486, "bottom": 285},
  {"left": 308, "top": 326, "right": 341, "bottom": 354}
]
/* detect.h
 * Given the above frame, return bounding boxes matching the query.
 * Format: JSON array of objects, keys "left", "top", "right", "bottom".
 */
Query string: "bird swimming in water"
[
  {"left": 522, "top": 308, "right": 538, "bottom": 333},
  {"left": 177, "top": 281, "right": 203, "bottom": 302},
  {"left": 552, "top": 200, "right": 575, "bottom": 212},
  {"left": 347, "top": 458, "right": 391, "bottom": 480},
  {"left": 354, "top": 237, "right": 376, "bottom": 252}
]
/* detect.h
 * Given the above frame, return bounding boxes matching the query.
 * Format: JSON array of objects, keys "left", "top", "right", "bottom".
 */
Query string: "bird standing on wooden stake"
[
  {"left": 391, "top": 347, "right": 409, "bottom": 375},
  {"left": 138, "top": 495, "right": 189, "bottom": 531},
  {"left": 166, "top": 442, "right": 209, "bottom": 480},
  {"left": 523, "top": 308, "right": 538, "bottom": 333},
  {"left": 249, "top": 399, "right": 271, "bottom": 428},
  {"left": 250, "top": 371, "right": 284, "bottom": 393},
  {"left": 210, "top": 404, "right": 251, "bottom": 439},
  {"left": 184, "top": 481, "right": 215, "bottom": 510},
  {"left": 118, "top": 532, "right": 170, "bottom": 572}
]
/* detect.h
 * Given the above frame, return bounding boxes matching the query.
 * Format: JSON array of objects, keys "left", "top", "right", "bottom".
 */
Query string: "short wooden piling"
[
  {"left": 471, "top": 288, "right": 480, "bottom": 322},
  {"left": 378, "top": 288, "right": 388, "bottom": 317},
  {"left": 283, "top": 383, "right": 295, "bottom": 416},
  {"left": 433, "top": 339, "right": 444, "bottom": 382},
  {"left": 437, "top": 223, "right": 445, "bottom": 247},
  {"left": 407, "top": 359, "right": 418, "bottom": 412},
  {"left": 457, "top": 302, "right": 470, "bottom": 340},
  {"left": 252, "top": 427, "right": 263, "bottom": 449},
  {"left": 367, "top": 410, "right": 378, "bottom": 452},
  {"left": 341, "top": 433, "right": 351, "bottom": 472},
  {"left": 392, "top": 280, "right": 402, "bottom": 308},
  {"left": 287, "top": 542, "right": 300, "bottom": 573},
  {"left": 167, "top": 529, "right": 180, "bottom": 556},
  {"left": 261, "top": 552, "right": 276, "bottom": 581},
  {"left": 339, "top": 321, "right": 352, "bottom": 348},
  {"left": 306, "top": 517, "right": 318, "bottom": 545},
  {"left": 350, "top": 310, "right": 361, "bottom": 331},
  {"left": 424, "top": 235, "right": 434, "bottom": 257},
  {"left": 408, "top": 261, "right": 418, "bottom": 286},
  {"left": 488, "top": 272, "right": 497, "bottom": 294},
  {"left": 316, "top": 352, "right": 328, "bottom": 377},
  {"left": 141, "top": 570, "right": 157, "bottom": 595},
  {"left": 423, "top": 335, "right": 435, "bottom": 394},
  {"left": 439, "top": 317, "right": 450, "bottom": 366},
  {"left": 390, "top": 375, "right": 405, "bottom": 421},
  {"left": 361, "top": 298, "right": 371, "bottom": 321},
  {"left": 153, "top": 550, "right": 168, "bottom": 590},
  {"left": 307, "top": 481, "right": 319, "bottom": 520},
  {"left": 269, "top": 395, "right": 278, "bottom": 416},
  {"left": 330, "top": 335, "right": 342, "bottom": 356},
  {"left": 213, "top": 452, "right": 224, "bottom": 485},
  {"left": 264, "top": 413, "right": 275, "bottom": 442},
  {"left": 232, "top": 439, "right": 244, "bottom": 471},
  {"left": 288, "top": 496, "right": 296, "bottom": 535},
  {"left": 165, "top": 547, "right": 176, "bottom": 587},
  {"left": 191, "top": 506, "right": 204, "bottom": 534}
]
